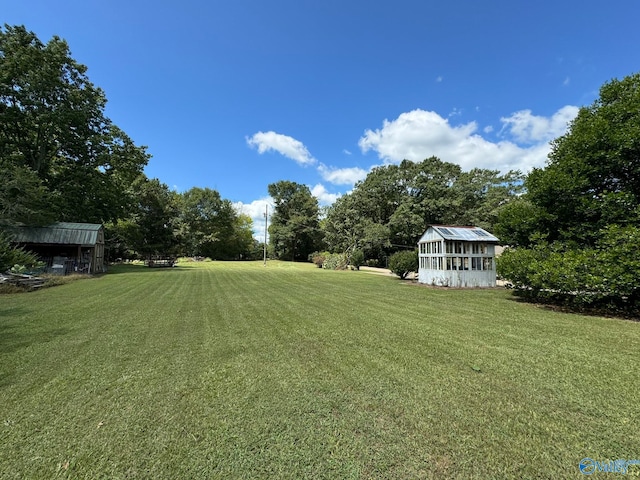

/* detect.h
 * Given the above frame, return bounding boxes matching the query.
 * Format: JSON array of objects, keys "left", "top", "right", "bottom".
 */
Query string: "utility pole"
[{"left": 263, "top": 204, "right": 268, "bottom": 266}]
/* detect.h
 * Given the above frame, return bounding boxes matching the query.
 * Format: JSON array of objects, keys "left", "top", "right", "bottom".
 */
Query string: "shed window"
[
  {"left": 454, "top": 242, "right": 466, "bottom": 254},
  {"left": 472, "top": 243, "right": 488, "bottom": 254},
  {"left": 421, "top": 257, "right": 444, "bottom": 270},
  {"left": 483, "top": 257, "right": 493, "bottom": 270},
  {"left": 446, "top": 257, "right": 469, "bottom": 270}
]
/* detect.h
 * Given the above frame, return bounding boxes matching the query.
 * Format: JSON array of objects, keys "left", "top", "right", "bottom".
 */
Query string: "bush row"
[
  {"left": 497, "top": 225, "right": 640, "bottom": 315},
  {"left": 308, "top": 249, "right": 365, "bottom": 271}
]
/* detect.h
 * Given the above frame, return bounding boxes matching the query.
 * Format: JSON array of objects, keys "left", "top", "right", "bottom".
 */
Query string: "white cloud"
[
  {"left": 233, "top": 186, "right": 340, "bottom": 240},
  {"left": 317, "top": 163, "right": 367, "bottom": 185},
  {"left": 358, "top": 107, "right": 578, "bottom": 173},
  {"left": 233, "top": 197, "right": 272, "bottom": 241},
  {"left": 500, "top": 105, "right": 579, "bottom": 144},
  {"left": 483, "top": 125, "right": 494, "bottom": 134},
  {"left": 436, "top": 76, "right": 443, "bottom": 83},
  {"left": 343, "top": 149, "right": 352, "bottom": 155},
  {"left": 246, "top": 131, "right": 316, "bottom": 166},
  {"left": 310, "top": 184, "right": 340, "bottom": 205}
]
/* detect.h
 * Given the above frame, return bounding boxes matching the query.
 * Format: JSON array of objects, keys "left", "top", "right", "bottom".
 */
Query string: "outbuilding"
[
  {"left": 417, "top": 225, "right": 499, "bottom": 287},
  {"left": 9, "top": 222, "right": 105, "bottom": 274}
]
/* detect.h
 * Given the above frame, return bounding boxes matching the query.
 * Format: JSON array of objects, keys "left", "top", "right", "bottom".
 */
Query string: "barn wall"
[{"left": 11, "top": 224, "right": 105, "bottom": 274}]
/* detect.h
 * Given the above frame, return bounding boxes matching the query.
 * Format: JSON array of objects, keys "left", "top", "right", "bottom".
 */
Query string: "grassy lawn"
[{"left": 1, "top": 261, "right": 639, "bottom": 479}]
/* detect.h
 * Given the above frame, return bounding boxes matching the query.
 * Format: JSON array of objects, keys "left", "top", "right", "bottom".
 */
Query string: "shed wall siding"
[{"left": 418, "top": 268, "right": 496, "bottom": 287}]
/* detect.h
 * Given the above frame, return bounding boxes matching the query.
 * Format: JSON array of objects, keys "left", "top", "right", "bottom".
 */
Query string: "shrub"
[
  {"left": 389, "top": 250, "right": 418, "bottom": 279},
  {"left": 0, "top": 231, "right": 41, "bottom": 273},
  {"left": 322, "top": 253, "right": 347, "bottom": 270},
  {"left": 497, "top": 225, "right": 640, "bottom": 314},
  {"left": 349, "top": 249, "right": 365, "bottom": 270},
  {"left": 309, "top": 251, "right": 328, "bottom": 268}
]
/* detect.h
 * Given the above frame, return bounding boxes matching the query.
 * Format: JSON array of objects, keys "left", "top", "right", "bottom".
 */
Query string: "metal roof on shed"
[
  {"left": 9, "top": 222, "right": 103, "bottom": 246},
  {"left": 426, "top": 225, "right": 499, "bottom": 242}
]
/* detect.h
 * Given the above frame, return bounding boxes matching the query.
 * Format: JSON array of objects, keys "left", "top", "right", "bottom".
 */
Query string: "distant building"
[
  {"left": 9, "top": 222, "right": 105, "bottom": 274},
  {"left": 417, "top": 225, "right": 499, "bottom": 287}
]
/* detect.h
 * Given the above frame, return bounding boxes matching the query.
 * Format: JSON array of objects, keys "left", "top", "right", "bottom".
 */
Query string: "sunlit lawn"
[{"left": 1, "top": 261, "right": 639, "bottom": 479}]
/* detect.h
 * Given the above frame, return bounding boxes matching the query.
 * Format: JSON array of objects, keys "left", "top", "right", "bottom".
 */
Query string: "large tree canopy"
[
  {"left": 268, "top": 181, "right": 323, "bottom": 261},
  {"left": 106, "top": 184, "right": 256, "bottom": 261},
  {"left": 178, "top": 187, "right": 253, "bottom": 260},
  {"left": 323, "top": 157, "right": 522, "bottom": 259},
  {"left": 0, "top": 25, "right": 258, "bottom": 266},
  {"left": 500, "top": 73, "right": 640, "bottom": 247},
  {"left": 497, "top": 72, "right": 640, "bottom": 314},
  {"left": 0, "top": 24, "right": 149, "bottom": 225}
]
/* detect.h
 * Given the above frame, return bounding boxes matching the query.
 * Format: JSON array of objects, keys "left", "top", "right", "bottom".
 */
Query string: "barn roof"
[
  {"left": 426, "top": 225, "right": 499, "bottom": 242},
  {"left": 9, "top": 222, "right": 103, "bottom": 246}
]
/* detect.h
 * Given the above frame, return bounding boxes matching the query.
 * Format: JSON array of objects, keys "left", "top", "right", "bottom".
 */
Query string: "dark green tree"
[
  {"left": 322, "top": 194, "right": 390, "bottom": 258},
  {"left": 492, "top": 198, "right": 553, "bottom": 247},
  {"left": 230, "top": 213, "right": 257, "bottom": 260},
  {"left": 0, "top": 25, "right": 149, "bottom": 225},
  {"left": 178, "top": 187, "right": 233, "bottom": 259},
  {"left": 496, "top": 72, "right": 640, "bottom": 313},
  {"left": 110, "top": 177, "right": 179, "bottom": 258},
  {"left": 268, "top": 181, "right": 322, "bottom": 261},
  {"left": 0, "top": 163, "right": 56, "bottom": 226},
  {"left": 323, "top": 157, "right": 521, "bottom": 255},
  {"left": 522, "top": 73, "right": 640, "bottom": 246},
  {"left": 135, "top": 179, "right": 180, "bottom": 257},
  {"left": 177, "top": 187, "right": 253, "bottom": 260},
  {"left": 0, "top": 230, "right": 40, "bottom": 272}
]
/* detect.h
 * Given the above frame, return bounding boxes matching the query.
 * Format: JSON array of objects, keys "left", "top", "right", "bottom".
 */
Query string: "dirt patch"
[{"left": 359, "top": 266, "right": 417, "bottom": 280}]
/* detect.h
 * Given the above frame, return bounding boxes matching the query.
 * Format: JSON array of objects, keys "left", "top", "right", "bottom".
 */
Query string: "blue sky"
[{"left": 4, "top": 1, "right": 640, "bottom": 238}]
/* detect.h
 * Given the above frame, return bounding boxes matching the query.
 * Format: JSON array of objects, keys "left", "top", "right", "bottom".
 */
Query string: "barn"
[
  {"left": 9, "top": 222, "right": 106, "bottom": 275},
  {"left": 417, "top": 225, "right": 499, "bottom": 288}
]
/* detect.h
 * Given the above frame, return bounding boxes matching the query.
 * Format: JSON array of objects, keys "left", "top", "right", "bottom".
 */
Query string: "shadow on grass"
[
  {"left": 0, "top": 307, "right": 72, "bottom": 387},
  {"left": 504, "top": 290, "right": 640, "bottom": 321},
  {"left": 0, "top": 321, "right": 72, "bottom": 355},
  {"left": 106, "top": 264, "right": 185, "bottom": 275}
]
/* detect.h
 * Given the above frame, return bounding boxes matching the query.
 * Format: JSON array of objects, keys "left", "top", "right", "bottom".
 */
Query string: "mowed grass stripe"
[{"left": 0, "top": 261, "right": 639, "bottom": 479}]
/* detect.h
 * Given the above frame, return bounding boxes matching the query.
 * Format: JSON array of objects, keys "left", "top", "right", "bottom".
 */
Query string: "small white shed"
[{"left": 417, "top": 225, "right": 499, "bottom": 288}]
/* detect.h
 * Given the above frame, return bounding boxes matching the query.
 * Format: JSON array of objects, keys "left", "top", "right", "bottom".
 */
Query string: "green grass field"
[{"left": 1, "top": 261, "right": 639, "bottom": 479}]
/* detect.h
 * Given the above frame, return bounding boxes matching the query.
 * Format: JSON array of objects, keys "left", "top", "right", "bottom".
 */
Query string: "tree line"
[
  {"left": 0, "top": 24, "right": 257, "bottom": 268},
  {"left": 3, "top": 25, "right": 639, "bottom": 315},
  {"left": 267, "top": 160, "right": 522, "bottom": 264},
  {"left": 267, "top": 73, "right": 640, "bottom": 315}
]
